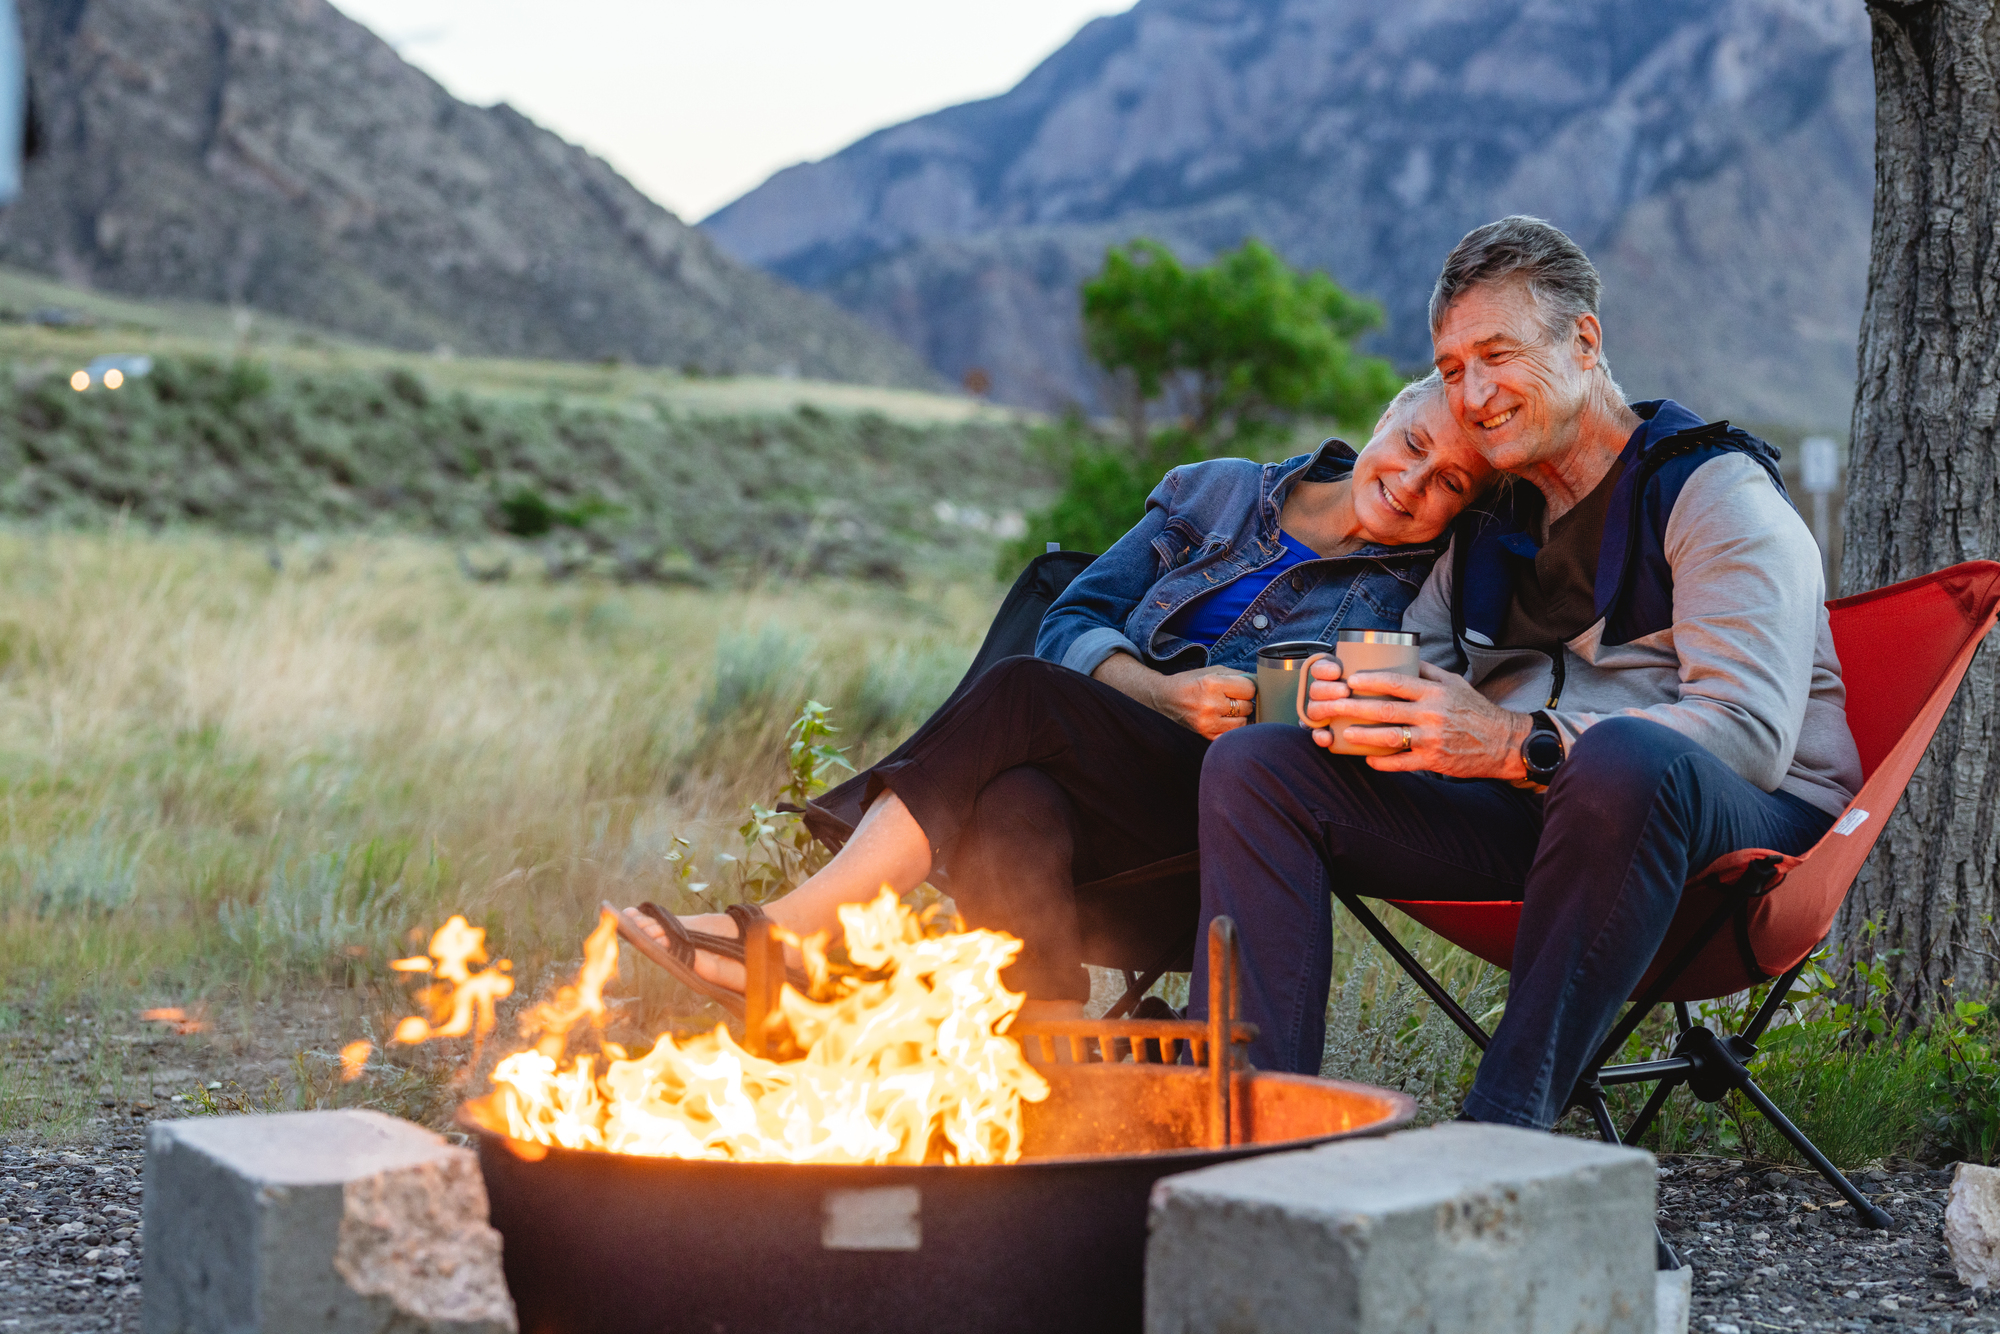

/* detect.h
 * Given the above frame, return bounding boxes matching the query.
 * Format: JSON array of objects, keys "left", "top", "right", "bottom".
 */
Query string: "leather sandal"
[{"left": 609, "top": 901, "right": 808, "bottom": 1019}]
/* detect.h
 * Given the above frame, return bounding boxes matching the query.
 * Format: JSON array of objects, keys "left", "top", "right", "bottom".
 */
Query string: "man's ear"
[{"left": 1572, "top": 312, "right": 1604, "bottom": 371}]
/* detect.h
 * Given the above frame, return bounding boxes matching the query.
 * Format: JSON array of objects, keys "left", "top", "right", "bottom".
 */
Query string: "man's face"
[{"left": 1431, "top": 278, "right": 1598, "bottom": 474}]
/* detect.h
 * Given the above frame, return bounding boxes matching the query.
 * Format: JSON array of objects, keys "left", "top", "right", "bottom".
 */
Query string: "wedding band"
[{"left": 1400, "top": 726, "right": 1414, "bottom": 751}]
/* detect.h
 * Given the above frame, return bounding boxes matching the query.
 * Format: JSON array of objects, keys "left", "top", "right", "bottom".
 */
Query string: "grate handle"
[
  {"left": 1207, "top": 915, "right": 1240, "bottom": 1148},
  {"left": 742, "top": 915, "right": 785, "bottom": 1058}
]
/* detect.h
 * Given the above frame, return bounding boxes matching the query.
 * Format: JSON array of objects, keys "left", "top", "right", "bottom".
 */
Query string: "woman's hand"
[
  {"left": 1304, "top": 659, "right": 1531, "bottom": 778},
  {"left": 1152, "top": 665, "right": 1258, "bottom": 739},
  {"left": 1094, "top": 655, "right": 1256, "bottom": 740}
]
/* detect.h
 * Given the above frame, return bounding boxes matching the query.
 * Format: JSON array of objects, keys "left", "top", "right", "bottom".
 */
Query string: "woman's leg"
[
  {"left": 946, "top": 766, "right": 1087, "bottom": 1003},
  {"left": 628, "top": 656, "right": 1209, "bottom": 994}
]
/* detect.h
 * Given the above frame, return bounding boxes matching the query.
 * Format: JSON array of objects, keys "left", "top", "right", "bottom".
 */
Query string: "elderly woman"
[{"left": 623, "top": 373, "right": 1492, "bottom": 1019}]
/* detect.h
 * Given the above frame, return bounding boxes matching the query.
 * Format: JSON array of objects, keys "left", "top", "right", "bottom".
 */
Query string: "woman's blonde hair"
[{"left": 1377, "top": 369, "right": 1445, "bottom": 428}]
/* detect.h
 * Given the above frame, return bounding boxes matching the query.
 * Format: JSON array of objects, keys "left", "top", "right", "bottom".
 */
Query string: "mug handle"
[{"left": 1293, "top": 652, "right": 1334, "bottom": 731}]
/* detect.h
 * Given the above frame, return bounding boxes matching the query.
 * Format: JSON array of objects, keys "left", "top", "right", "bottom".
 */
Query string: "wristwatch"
[{"left": 1520, "top": 710, "right": 1565, "bottom": 785}]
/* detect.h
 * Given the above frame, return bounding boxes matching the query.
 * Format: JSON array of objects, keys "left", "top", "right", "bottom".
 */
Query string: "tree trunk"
[{"left": 1837, "top": 0, "right": 2000, "bottom": 1017}]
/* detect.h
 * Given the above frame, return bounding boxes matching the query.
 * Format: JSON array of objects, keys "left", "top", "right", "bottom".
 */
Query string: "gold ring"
[{"left": 1400, "top": 726, "right": 1414, "bottom": 751}]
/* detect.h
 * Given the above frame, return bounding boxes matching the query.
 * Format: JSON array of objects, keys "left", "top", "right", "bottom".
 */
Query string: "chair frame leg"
[
  {"left": 1333, "top": 888, "right": 1490, "bottom": 1049},
  {"left": 1331, "top": 897, "right": 1894, "bottom": 1231}
]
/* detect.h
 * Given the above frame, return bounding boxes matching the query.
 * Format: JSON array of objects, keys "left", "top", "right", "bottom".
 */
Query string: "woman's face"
[{"left": 1349, "top": 393, "right": 1492, "bottom": 545}]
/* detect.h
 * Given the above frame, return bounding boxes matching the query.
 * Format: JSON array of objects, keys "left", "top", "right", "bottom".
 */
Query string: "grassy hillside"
[
  {"left": 0, "top": 265, "right": 1008, "bottom": 423},
  {"left": 0, "top": 267, "right": 1047, "bottom": 583}
]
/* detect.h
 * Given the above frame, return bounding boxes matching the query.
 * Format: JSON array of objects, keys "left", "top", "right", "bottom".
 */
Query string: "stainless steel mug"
[
  {"left": 1319, "top": 629, "right": 1422, "bottom": 755},
  {"left": 1253, "top": 641, "right": 1327, "bottom": 726}
]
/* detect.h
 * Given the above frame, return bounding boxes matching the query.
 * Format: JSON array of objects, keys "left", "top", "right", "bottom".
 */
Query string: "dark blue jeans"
[{"left": 1191, "top": 716, "right": 1833, "bottom": 1129}]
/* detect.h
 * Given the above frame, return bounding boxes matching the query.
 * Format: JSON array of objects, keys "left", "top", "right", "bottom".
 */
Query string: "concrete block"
[
  {"left": 1655, "top": 1265, "right": 1691, "bottom": 1334},
  {"left": 1145, "top": 1123, "right": 1657, "bottom": 1334},
  {"left": 1946, "top": 1162, "right": 2000, "bottom": 1289},
  {"left": 143, "top": 1109, "right": 516, "bottom": 1334}
]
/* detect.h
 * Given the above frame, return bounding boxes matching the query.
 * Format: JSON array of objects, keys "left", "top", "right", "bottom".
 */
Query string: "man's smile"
[{"left": 1478, "top": 407, "right": 1517, "bottom": 430}]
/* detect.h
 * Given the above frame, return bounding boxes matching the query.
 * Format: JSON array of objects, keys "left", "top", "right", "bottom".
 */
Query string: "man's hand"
[
  {"left": 1303, "top": 658, "right": 1532, "bottom": 778},
  {"left": 1095, "top": 654, "right": 1255, "bottom": 740}
]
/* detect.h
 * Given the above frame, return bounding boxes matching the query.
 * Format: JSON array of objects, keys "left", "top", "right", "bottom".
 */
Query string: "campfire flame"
[
  {"left": 390, "top": 915, "right": 515, "bottom": 1043},
  {"left": 393, "top": 890, "right": 1050, "bottom": 1166},
  {"left": 139, "top": 1006, "right": 205, "bottom": 1035},
  {"left": 339, "top": 1039, "right": 372, "bottom": 1082}
]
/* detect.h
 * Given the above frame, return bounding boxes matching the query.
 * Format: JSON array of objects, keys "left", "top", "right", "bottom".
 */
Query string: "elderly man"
[{"left": 1193, "top": 216, "right": 1861, "bottom": 1130}]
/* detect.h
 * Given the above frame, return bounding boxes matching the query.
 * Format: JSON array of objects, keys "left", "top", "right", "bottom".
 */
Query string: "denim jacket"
[{"left": 1036, "top": 439, "right": 1450, "bottom": 675}]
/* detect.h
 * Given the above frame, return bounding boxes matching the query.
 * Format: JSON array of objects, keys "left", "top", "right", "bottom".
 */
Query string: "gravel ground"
[
  {"left": 1659, "top": 1154, "right": 1999, "bottom": 1332},
  {"left": 2, "top": 1137, "right": 1996, "bottom": 1332},
  {"left": 0, "top": 1131, "right": 145, "bottom": 1333}
]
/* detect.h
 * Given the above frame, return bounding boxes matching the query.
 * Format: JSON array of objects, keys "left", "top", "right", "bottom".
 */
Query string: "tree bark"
[{"left": 1838, "top": 0, "right": 2000, "bottom": 1016}]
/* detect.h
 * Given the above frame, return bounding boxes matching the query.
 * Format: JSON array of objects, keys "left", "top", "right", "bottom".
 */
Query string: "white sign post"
[{"left": 1800, "top": 436, "right": 1840, "bottom": 588}]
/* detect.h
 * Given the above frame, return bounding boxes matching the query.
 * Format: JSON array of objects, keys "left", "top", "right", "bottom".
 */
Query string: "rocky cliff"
[
  {"left": 705, "top": 0, "right": 1872, "bottom": 427},
  {"left": 0, "top": 0, "right": 940, "bottom": 387}
]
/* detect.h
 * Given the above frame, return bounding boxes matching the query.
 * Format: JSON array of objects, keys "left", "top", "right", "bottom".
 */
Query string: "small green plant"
[
  {"left": 1925, "top": 996, "right": 2000, "bottom": 1163},
  {"left": 669, "top": 700, "right": 854, "bottom": 910},
  {"left": 497, "top": 486, "right": 621, "bottom": 539}
]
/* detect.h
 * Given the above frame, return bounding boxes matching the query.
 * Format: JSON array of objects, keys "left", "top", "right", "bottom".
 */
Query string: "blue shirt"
[{"left": 1162, "top": 529, "right": 1317, "bottom": 646}]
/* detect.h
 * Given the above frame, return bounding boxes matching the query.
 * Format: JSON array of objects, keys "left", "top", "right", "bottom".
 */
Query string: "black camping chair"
[{"left": 801, "top": 550, "right": 1199, "bottom": 1017}]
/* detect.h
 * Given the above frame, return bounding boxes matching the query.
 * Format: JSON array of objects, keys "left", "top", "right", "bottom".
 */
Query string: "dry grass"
[{"left": 0, "top": 526, "right": 993, "bottom": 1016}]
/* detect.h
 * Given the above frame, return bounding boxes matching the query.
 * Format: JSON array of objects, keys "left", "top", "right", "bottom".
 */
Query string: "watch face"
[{"left": 1525, "top": 731, "right": 1563, "bottom": 773}]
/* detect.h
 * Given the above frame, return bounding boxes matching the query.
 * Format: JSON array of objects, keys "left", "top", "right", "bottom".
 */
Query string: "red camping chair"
[{"left": 1337, "top": 560, "right": 2000, "bottom": 1231}]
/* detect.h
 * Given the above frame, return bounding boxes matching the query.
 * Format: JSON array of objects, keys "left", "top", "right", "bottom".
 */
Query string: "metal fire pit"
[{"left": 466, "top": 920, "right": 1415, "bottom": 1334}]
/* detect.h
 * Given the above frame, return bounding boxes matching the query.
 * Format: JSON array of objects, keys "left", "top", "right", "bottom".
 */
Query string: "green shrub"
[
  {"left": 217, "top": 838, "right": 431, "bottom": 987},
  {"left": 16, "top": 818, "right": 144, "bottom": 916},
  {"left": 699, "top": 626, "right": 817, "bottom": 730},
  {"left": 1002, "top": 419, "right": 1207, "bottom": 568}
]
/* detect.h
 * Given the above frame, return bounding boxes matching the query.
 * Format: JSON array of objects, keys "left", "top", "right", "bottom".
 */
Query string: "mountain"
[
  {"left": 0, "top": 0, "right": 940, "bottom": 388},
  {"left": 704, "top": 0, "right": 1873, "bottom": 428}
]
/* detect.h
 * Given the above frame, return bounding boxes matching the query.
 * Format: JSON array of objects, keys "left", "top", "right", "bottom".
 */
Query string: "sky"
[{"left": 328, "top": 1, "right": 1132, "bottom": 222}]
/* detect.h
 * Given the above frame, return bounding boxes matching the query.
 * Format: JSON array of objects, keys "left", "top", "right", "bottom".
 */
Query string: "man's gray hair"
[{"left": 1428, "top": 216, "right": 1609, "bottom": 372}]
